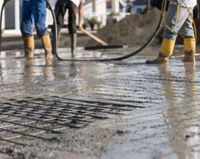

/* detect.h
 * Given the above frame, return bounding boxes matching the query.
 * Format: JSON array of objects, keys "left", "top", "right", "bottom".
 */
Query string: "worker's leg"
[
  {"left": 20, "top": 0, "right": 35, "bottom": 58},
  {"left": 183, "top": 37, "right": 196, "bottom": 62},
  {"left": 68, "top": 1, "right": 78, "bottom": 54},
  {"left": 179, "top": 11, "right": 196, "bottom": 62},
  {"left": 54, "top": 0, "right": 68, "bottom": 35},
  {"left": 32, "top": 0, "right": 53, "bottom": 59},
  {"left": 146, "top": 4, "right": 191, "bottom": 64},
  {"left": 23, "top": 36, "right": 35, "bottom": 59},
  {"left": 146, "top": 39, "right": 176, "bottom": 64}
]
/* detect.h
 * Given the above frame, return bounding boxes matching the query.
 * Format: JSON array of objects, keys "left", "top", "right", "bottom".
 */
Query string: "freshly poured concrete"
[{"left": 0, "top": 47, "right": 200, "bottom": 159}]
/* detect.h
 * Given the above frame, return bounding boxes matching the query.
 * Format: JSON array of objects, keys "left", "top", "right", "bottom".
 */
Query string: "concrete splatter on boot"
[
  {"left": 183, "top": 38, "right": 196, "bottom": 63},
  {"left": 23, "top": 36, "right": 35, "bottom": 59},
  {"left": 145, "top": 53, "right": 169, "bottom": 64},
  {"left": 41, "top": 34, "right": 53, "bottom": 59},
  {"left": 146, "top": 38, "right": 175, "bottom": 64}
]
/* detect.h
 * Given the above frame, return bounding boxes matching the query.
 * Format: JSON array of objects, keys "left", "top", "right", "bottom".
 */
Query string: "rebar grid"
[{"left": 0, "top": 96, "right": 143, "bottom": 146}]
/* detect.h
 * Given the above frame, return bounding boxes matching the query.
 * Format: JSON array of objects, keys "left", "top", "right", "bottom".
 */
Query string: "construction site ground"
[{"left": 0, "top": 45, "right": 200, "bottom": 159}]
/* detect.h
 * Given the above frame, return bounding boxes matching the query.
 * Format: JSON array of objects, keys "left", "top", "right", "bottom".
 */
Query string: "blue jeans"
[
  {"left": 21, "top": 0, "right": 48, "bottom": 37},
  {"left": 163, "top": 3, "right": 195, "bottom": 40}
]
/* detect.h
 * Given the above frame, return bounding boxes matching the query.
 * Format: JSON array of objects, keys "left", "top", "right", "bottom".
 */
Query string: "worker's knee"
[
  {"left": 163, "top": 30, "right": 177, "bottom": 40},
  {"left": 179, "top": 26, "right": 195, "bottom": 38},
  {"left": 35, "top": 27, "right": 49, "bottom": 37},
  {"left": 20, "top": 23, "right": 33, "bottom": 37}
]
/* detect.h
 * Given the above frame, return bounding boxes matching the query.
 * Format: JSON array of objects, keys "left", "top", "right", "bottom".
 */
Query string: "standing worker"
[
  {"left": 21, "top": 0, "right": 53, "bottom": 59},
  {"left": 54, "top": 0, "right": 85, "bottom": 54},
  {"left": 146, "top": 0, "right": 197, "bottom": 64}
]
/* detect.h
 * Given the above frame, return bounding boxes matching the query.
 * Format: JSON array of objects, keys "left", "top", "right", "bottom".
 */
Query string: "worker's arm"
[{"left": 78, "top": 1, "right": 84, "bottom": 27}]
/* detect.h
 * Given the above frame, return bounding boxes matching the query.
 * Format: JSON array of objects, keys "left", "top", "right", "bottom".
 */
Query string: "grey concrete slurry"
[{"left": 0, "top": 48, "right": 200, "bottom": 159}]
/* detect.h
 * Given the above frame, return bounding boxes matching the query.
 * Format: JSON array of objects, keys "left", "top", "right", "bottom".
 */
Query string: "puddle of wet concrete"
[{"left": 0, "top": 48, "right": 200, "bottom": 159}]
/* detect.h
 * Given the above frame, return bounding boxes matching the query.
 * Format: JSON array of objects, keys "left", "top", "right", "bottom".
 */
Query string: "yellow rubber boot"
[
  {"left": 146, "top": 38, "right": 175, "bottom": 64},
  {"left": 23, "top": 36, "right": 34, "bottom": 59},
  {"left": 41, "top": 34, "right": 53, "bottom": 59},
  {"left": 183, "top": 38, "right": 196, "bottom": 62}
]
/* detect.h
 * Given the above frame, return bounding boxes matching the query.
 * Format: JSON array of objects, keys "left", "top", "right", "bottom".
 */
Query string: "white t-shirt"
[
  {"left": 70, "top": 0, "right": 85, "bottom": 7},
  {"left": 171, "top": 0, "right": 197, "bottom": 8}
]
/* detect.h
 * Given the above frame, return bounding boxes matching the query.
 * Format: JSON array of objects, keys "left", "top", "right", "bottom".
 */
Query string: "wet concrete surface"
[{"left": 0, "top": 47, "right": 200, "bottom": 159}]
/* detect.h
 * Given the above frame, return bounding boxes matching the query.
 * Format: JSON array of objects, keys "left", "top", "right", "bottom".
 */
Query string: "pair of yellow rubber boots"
[
  {"left": 146, "top": 38, "right": 196, "bottom": 64},
  {"left": 23, "top": 34, "right": 53, "bottom": 59}
]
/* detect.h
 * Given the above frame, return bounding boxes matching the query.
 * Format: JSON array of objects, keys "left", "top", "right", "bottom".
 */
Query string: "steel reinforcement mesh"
[{"left": 0, "top": 96, "right": 144, "bottom": 146}]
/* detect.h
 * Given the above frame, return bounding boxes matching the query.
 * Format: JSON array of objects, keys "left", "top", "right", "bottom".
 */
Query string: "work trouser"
[
  {"left": 163, "top": 3, "right": 195, "bottom": 40},
  {"left": 54, "top": 0, "right": 77, "bottom": 34},
  {"left": 20, "top": 0, "right": 49, "bottom": 37}
]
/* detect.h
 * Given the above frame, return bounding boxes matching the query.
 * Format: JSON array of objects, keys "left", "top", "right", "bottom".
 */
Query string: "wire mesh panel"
[{"left": 0, "top": 96, "right": 144, "bottom": 146}]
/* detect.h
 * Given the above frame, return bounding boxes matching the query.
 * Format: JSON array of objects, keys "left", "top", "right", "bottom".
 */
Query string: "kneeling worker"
[
  {"left": 54, "top": 0, "right": 85, "bottom": 54},
  {"left": 21, "top": 0, "right": 53, "bottom": 59},
  {"left": 146, "top": 0, "right": 197, "bottom": 64}
]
